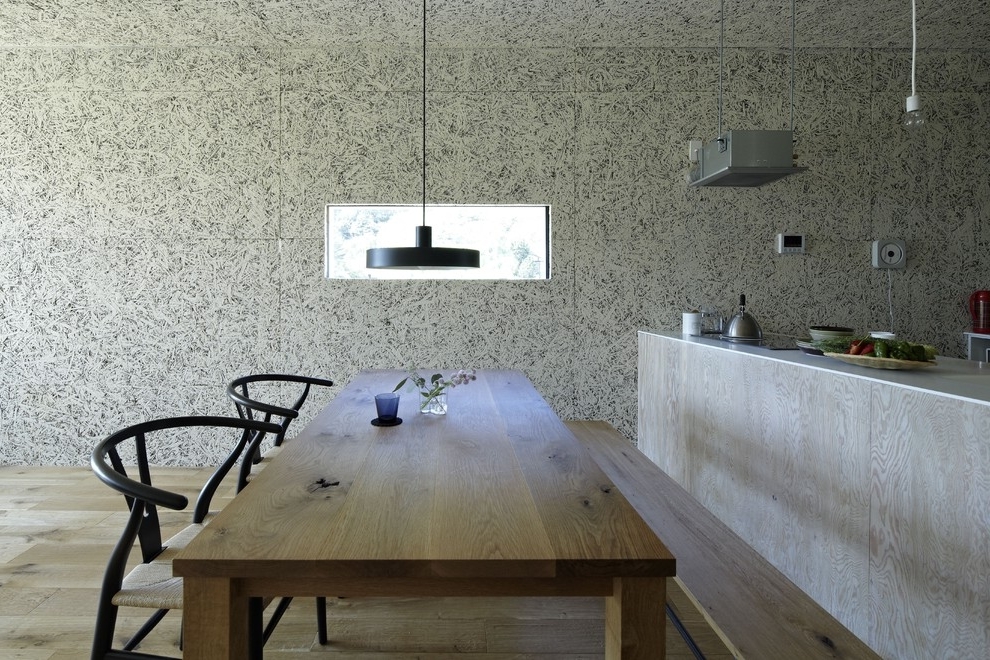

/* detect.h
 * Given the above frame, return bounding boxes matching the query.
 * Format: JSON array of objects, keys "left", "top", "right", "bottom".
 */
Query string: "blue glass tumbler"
[{"left": 374, "top": 393, "right": 400, "bottom": 422}]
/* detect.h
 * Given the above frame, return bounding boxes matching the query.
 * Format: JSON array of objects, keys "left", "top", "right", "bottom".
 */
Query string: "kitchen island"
[{"left": 638, "top": 330, "right": 989, "bottom": 659}]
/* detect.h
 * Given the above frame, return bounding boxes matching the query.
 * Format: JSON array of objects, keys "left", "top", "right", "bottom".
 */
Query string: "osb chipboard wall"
[{"left": 1, "top": 3, "right": 987, "bottom": 464}]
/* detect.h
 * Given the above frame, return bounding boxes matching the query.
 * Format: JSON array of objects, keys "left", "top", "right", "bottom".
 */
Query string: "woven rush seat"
[{"left": 111, "top": 523, "right": 201, "bottom": 610}]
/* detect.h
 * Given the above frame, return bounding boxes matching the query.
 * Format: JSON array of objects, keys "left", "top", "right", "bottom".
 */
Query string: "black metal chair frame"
[
  {"left": 227, "top": 374, "right": 333, "bottom": 645},
  {"left": 225, "top": 373, "right": 334, "bottom": 645},
  {"left": 226, "top": 374, "right": 334, "bottom": 493},
  {"left": 90, "top": 415, "right": 284, "bottom": 660}
]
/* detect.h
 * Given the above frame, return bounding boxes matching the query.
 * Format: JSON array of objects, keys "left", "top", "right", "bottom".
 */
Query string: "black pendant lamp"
[{"left": 365, "top": 0, "right": 480, "bottom": 270}]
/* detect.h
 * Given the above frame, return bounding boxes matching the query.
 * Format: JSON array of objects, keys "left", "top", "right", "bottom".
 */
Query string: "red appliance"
[{"left": 971, "top": 290, "right": 990, "bottom": 334}]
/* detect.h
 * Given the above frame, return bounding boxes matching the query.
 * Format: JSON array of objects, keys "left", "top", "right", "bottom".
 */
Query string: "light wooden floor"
[{"left": 0, "top": 466, "right": 733, "bottom": 659}]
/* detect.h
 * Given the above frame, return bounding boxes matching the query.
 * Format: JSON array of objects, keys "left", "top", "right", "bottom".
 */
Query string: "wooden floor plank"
[
  {"left": 322, "top": 596, "right": 604, "bottom": 620},
  {"left": 21, "top": 588, "right": 101, "bottom": 615},
  {"left": 0, "top": 587, "right": 58, "bottom": 615},
  {"left": 0, "top": 466, "right": 734, "bottom": 658},
  {"left": 263, "top": 655, "right": 601, "bottom": 659},
  {"left": 0, "top": 494, "right": 49, "bottom": 509},
  {"left": 0, "top": 650, "right": 56, "bottom": 659},
  {"left": 487, "top": 619, "right": 605, "bottom": 654}
]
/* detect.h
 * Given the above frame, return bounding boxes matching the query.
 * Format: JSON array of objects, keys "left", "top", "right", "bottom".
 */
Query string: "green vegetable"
[
  {"left": 813, "top": 337, "right": 855, "bottom": 353},
  {"left": 814, "top": 336, "right": 937, "bottom": 362},
  {"left": 885, "top": 340, "right": 936, "bottom": 362}
]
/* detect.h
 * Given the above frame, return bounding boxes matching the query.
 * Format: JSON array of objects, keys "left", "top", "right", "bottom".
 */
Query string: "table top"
[{"left": 174, "top": 369, "right": 673, "bottom": 581}]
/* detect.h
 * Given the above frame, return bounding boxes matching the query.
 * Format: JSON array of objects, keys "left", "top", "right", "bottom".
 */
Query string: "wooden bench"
[{"left": 566, "top": 420, "right": 881, "bottom": 660}]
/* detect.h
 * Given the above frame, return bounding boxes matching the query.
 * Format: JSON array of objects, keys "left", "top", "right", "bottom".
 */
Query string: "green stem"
[{"left": 419, "top": 385, "right": 447, "bottom": 410}]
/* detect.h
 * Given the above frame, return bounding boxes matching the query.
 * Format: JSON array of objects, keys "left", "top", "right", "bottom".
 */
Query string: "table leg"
[
  {"left": 182, "top": 576, "right": 249, "bottom": 659},
  {"left": 605, "top": 577, "right": 666, "bottom": 659}
]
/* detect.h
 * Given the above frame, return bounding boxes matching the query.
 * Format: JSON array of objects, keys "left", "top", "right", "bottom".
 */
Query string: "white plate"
[{"left": 824, "top": 353, "right": 936, "bottom": 370}]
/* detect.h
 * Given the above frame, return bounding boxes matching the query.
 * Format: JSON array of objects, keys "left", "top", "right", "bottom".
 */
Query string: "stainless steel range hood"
[
  {"left": 688, "top": 130, "right": 807, "bottom": 188},
  {"left": 688, "top": 0, "right": 808, "bottom": 188}
]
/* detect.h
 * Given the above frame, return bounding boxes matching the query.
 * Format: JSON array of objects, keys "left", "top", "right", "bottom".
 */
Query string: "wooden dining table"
[{"left": 173, "top": 369, "right": 675, "bottom": 658}]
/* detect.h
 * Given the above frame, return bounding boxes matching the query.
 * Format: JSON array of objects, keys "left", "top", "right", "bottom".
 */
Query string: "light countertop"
[{"left": 641, "top": 330, "right": 990, "bottom": 407}]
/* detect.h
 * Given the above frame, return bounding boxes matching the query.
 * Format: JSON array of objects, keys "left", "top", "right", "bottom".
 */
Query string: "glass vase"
[{"left": 420, "top": 392, "right": 448, "bottom": 415}]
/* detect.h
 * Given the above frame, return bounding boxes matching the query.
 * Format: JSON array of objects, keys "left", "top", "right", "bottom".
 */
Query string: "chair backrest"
[
  {"left": 90, "top": 415, "right": 282, "bottom": 659},
  {"left": 225, "top": 374, "right": 334, "bottom": 490},
  {"left": 91, "top": 416, "right": 284, "bottom": 562}
]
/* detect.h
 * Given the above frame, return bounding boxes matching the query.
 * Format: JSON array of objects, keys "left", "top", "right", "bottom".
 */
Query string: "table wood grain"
[{"left": 174, "top": 369, "right": 674, "bottom": 659}]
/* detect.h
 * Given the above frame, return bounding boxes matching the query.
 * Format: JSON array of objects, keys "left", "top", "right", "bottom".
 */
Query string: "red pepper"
[{"left": 848, "top": 340, "right": 874, "bottom": 356}]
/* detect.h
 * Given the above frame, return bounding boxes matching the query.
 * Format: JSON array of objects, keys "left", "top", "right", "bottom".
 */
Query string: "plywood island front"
[{"left": 638, "top": 330, "right": 990, "bottom": 660}]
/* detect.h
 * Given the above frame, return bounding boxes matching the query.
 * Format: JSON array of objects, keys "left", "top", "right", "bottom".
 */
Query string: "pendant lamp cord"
[
  {"left": 790, "top": 0, "right": 796, "bottom": 131},
  {"left": 421, "top": 0, "right": 428, "bottom": 228},
  {"left": 911, "top": 0, "right": 918, "bottom": 96},
  {"left": 887, "top": 268, "right": 895, "bottom": 333}
]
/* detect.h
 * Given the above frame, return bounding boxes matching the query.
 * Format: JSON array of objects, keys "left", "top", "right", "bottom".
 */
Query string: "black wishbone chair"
[
  {"left": 90, "top": 415, "right": 283, "bottom": 660},
  {"left": 225, "top": 373, "right": 334, "bottom": 645},
  {"left": 225, "top": 374, "right": 334, "bottom": 492}
]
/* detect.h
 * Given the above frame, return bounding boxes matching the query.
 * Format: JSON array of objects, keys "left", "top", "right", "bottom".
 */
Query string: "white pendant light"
[{"left": 903, "top": 0, "right": 925, "bottom": 129}]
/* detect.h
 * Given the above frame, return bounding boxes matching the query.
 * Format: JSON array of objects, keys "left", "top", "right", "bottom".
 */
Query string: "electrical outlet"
[
  {"left": 872, "top": 239, "right": 906, "bottom": 269},
  {"left": 688, "top": 139, "right": 702, "bottom": 162}
]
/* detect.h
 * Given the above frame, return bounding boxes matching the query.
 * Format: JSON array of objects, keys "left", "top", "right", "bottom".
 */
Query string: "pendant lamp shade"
[
  {"left": 365, "top": 0, "right": 480, "bottom": 270},
  {"left": 366, "top": 225, "right": 480, "bottom": 269}
]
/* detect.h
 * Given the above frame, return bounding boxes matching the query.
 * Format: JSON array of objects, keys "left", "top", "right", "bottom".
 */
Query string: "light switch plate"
[{"left": 872, "top": 239, "right": 906, "bottom": 269}]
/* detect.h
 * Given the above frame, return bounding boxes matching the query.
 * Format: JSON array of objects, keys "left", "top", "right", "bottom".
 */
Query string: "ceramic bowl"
[{"left": 809, "top": 326, "right": 855, "bottom": 341}]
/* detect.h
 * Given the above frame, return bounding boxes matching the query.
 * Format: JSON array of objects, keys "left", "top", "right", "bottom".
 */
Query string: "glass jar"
[{"left": 420, "top": 392, "right": 448, "bottom": 415}]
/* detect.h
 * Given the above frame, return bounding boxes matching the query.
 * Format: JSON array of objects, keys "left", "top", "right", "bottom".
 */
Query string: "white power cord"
[
  {"left": 904, "top": 0, "right": 923, "bottom": 122},
  {"left": 887, "top": 268, "right": 895, "bottom": 333},
  {"left": 911, "top": 0, "right": 918, "bottom": 98}
]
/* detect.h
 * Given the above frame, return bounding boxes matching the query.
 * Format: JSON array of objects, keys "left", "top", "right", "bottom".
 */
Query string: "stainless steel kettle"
[{"left": 723, "top": 294, "right": 763, "bottom": 341}]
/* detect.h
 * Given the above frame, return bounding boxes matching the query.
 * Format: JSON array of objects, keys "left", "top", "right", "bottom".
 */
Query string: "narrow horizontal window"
[{"left": 324, "top": 204, "right": 551, "bottom": 280}]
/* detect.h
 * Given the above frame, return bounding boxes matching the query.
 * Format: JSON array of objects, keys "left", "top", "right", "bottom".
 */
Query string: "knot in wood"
[{"left": 308, "top": 478, "right": 340, "bottom": 493}]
